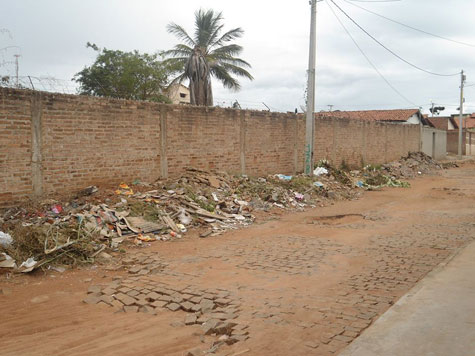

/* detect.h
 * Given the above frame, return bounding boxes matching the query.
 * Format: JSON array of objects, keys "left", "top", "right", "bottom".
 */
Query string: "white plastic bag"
[
  {"left": 0, "top": 231, "right": 12, "bottom": 248},
  {"left": 313, "top": 167, "right": 328, "bottom": 176}
]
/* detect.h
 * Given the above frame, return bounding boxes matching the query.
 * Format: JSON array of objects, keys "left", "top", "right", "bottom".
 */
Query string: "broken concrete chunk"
[
  {"left": 123, "top": 305, "right": 139, "bottom": 313},
  {"left": 87, "top": 285, "right": 102, "bottom": 294},
  {"left": 185, "top": 314, "right": 198, "bottom": 325},
  {"left": 215, "top": 321, "right": 237, "bottom": 335},
  {"left": 139, "top": 305, "right": 157, "bottom": 315},
  {"left": 201, "top": 319, "right": 220, "bottom": 335},
  {"left": 200, "top": 299, "right": 215, "bottom": 313},
  {"left": 167, "top": 303, "right": 181, "bottom": 311},
  {"left": 114, "top": 293, "right": 137, "bottom": 306},
  {"left": 83, "top": 295, "right": 101, "bottom": 305},
  {"left": 181, "top": 301, "right": 194, "bottom": 312}
]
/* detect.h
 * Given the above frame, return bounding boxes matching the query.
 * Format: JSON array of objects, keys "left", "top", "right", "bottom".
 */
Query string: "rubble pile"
[
  {"left": 381, "top": 152, "right": 442, "bottom": 179},
  {"left": 0, "top": 151, "right": 446, "bottom": 272}
]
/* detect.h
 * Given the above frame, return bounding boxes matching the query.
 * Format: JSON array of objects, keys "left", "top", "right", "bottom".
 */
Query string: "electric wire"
[
  {"left": 342, "top": 0, "right": 475, "bottom": 48},
  {"left": 346, "top": 0, "right": 401, "bottom": 2},
  {"left": 329, "top": 0, "right": 460, "bottom": 77},
  {"left": 326, "top": 0, "right": 418, "bottom": 107}
]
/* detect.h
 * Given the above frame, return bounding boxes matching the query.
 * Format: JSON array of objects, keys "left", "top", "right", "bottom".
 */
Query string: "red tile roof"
[
  {"left": 316, "top": 109, "right": 420, "bottom": 122},
  {"left": 465, "top": 117, "right": 475, "bottom": 129},
  {"left": 449, "top": 114, "right": 475, "bottom": 129},
  {"left": 426, "top": 117, "right": 450, "bottom": 130}
]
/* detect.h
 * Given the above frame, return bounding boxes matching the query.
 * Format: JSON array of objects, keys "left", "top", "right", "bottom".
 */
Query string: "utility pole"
[
  {"left": 458, "top": 70, "right": 466, "bottom": 159},
  {"left": 431, "top": 102, "right": 435, "bottom": 117},
  {"left": 305, "top": 0, "right": 317, "bottom": 176},
  {"left": 14, "top": 54, "right": 20, "bottom": 88}
]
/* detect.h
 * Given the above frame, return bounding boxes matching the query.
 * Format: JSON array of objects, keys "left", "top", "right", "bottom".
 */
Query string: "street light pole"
[
  {"left": 458, "top": 70, "right": 465, "bottom": 159},
  {"left": 305, "top": 0, "right": 317, "bottom": 175}
]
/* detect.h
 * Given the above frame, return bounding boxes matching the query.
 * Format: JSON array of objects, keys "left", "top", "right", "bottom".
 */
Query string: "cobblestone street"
[{"left": 1, "top": 166, "right": 475, "bottom": 356}]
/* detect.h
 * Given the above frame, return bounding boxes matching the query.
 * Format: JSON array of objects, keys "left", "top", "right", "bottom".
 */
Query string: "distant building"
[
  {"left": 425, "top": 116, "right": 456, "bottom": 130},
  {"left": 450, "top": 113, "right": 475, "bottom": 131},
  {"left": 425, "top": 113, "right": 475, "bottom": 131},
  {"left": 166, "top": 83, "right": 190, "bottom": 105},
  {"left": 317, "top": 108, "right": 423, "bottom": 124}
]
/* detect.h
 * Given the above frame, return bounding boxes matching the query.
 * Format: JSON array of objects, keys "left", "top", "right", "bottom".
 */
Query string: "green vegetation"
[{"left": 74, "top": 43, "right": 172, "bottom": 103}]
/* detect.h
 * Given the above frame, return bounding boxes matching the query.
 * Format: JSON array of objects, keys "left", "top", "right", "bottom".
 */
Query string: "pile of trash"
[
  {"left": 380, "top": 152, "right": 442, "bottom": 179},
  {"left": 0, "top": 152, "right": 444, "bottom": 273},
  {"left": 0, "top": 222, "right": 101, "bottom": 273}
]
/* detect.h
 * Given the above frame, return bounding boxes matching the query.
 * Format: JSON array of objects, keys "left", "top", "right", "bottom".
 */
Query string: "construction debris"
[
  {"left": 380, "top": 151, "right": 442, "bottom": 179},
  {"left": 0, "top": 151, "right": 445, "bottom": 272}
]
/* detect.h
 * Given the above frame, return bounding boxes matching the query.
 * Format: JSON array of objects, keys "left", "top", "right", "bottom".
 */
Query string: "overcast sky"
[{"left": 1, "top": 0, "right": 475, "bottom": 115}]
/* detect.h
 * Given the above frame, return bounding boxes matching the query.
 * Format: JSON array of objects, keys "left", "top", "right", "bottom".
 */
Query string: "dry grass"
[{"left": 1, "top": 222, "right": 99, "bottom": 269}]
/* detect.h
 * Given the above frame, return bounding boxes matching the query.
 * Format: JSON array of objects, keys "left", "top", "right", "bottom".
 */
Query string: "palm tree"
[{"left": 164, "top": 9, "right": 253, "bottom": 106}]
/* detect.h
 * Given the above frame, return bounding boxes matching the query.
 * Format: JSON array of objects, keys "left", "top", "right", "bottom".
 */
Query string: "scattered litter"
[
  {"left": 178, "top": 209, "right": 192, "bottom": 225},
  {"left": 78, "top": 186, "right": 98, "bottom": 196},
  {"left": 313, "top": 167, "right": 328, "bottom": 176},
  {"left": 51, "top": 204, "right": 62, "bottom": 214},
  {"left": 19, "top": 257, "right": 38, "bottom": 273},
  {"left": 0, "top": 253, "right": 16, "bottom": 268},
  {"left": 0, "top": 152, "right": 442, "bottom": 272},
  {"left": 49, "top": 266, "right": 66, "bottom": 273},
  {"left": 0, "top": 231, "right": 13, "bottom": 248},
  {"left": 275, "top": 174, "right": 292, "bottom": 181},
  {"left": 177, "top": 223, "right": 187, "bottom": 233}
]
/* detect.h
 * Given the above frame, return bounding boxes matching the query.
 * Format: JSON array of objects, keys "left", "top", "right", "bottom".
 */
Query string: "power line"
[
  {"left": 342, "top": 0, "right": 475, "bottom": 48},
  {"left": 346, "top": 0, "right": 401, "bottom": 2},
  {"left": 329, "top": 0, "right": 460, "bottom": 77},
  {"left": 326, "top": 0, "right": 417, "bottom": 107}
]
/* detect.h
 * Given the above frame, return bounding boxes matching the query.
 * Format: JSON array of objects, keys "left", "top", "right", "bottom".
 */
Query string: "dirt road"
[{"left": 1, "top": 165, "right": 474, "bottom": 356}]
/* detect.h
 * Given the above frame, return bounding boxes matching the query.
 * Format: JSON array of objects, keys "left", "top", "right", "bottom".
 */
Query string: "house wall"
[
  {"left": 406, "top": 114, "right": 421, "bottom": 125},
  {"left": 466, "top": 132, "right": 475, "bottom": 156},
  {"left": 0, "top": 88, "right": 421, "bottom": 206},
  {"left": 447, "top": 130, "right": 466, "bottom": 155},
  {"left": 422, "top": 127, "right": 447, "bottom": 160},
  {"left": 167, "top": 84, "right": 190, "bottom": 105}
]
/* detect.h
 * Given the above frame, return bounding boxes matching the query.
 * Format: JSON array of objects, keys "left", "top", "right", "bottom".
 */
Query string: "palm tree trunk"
[{"left": 186, "top": 48, "right": 213, "bottom": 106}]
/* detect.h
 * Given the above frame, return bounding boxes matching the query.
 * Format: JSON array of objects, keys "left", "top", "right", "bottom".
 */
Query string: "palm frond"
[
  {"left": 168, "top": 72, "right": 188, "bottom": 87},
  {"left": 162, "top": 44, "right": 193, "bottom": 58},
  {"left": 194, "top": 9, "right": 224, "bottom": 47},
  {"left": 216, "top": 62, "right": 254, "bottom": 81},
  {"left": 209, "top": 44, "right": 244, "bottom": 58},
  {"left": 167, "top": 23, "right": 196, "bottom": 47},
  {"left": 206, "top": 24, "right": 224, "bottom": 50},
  {"left": 210, "top": 28, "right": 244, "bottom": 49},
  {"left": 210, "top": 65, "right": 241, "bottom": 90},
  {"left": 212, "top": 56, "right": 252, "bottom": 69}
]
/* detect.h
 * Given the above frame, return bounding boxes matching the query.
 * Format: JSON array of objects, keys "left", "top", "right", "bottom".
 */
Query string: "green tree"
[
  {"left": 164, "top": 9, "right": 253, "bottom": 106},
  {"left": 73, "top": 43, "right": 171, "bottom": 103}
]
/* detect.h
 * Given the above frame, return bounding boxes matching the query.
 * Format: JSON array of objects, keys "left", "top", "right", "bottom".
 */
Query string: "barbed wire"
[{"left": 0, "top": 75, "right": 78, "bottom": 94}]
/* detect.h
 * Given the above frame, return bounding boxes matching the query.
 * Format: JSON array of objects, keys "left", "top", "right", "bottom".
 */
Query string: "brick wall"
[{"left": 0, "top": 88, "right": 421, "bottom": 206}]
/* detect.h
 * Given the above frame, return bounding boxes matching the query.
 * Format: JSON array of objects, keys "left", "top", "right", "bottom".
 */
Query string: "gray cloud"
[{"left": 1, "top": 0, "right": 474, "bottom": 115}]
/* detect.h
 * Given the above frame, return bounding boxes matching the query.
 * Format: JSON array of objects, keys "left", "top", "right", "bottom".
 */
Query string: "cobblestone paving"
[
  {"left": 84, "top": 273, "right": 250, "bottom": 351},
  {"left": 201, "top": 236, "right": 354, "bottom": 275},
  {"left": 81, "top": 174, "right": 475, "bottom": 355}
]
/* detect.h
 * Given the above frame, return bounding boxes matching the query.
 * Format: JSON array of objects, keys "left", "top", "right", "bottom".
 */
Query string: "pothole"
[{"left": 307, "top": 214, "right": 364, "bottom": 225}]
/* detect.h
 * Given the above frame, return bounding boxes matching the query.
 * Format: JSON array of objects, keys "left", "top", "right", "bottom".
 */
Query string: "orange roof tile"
[{"left": 316, "top": 109, "right": 420, "bottom": 122}]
